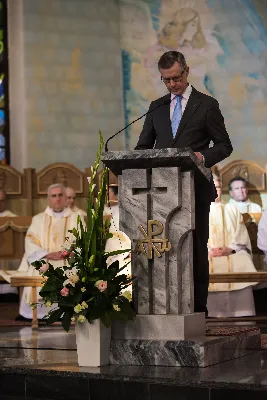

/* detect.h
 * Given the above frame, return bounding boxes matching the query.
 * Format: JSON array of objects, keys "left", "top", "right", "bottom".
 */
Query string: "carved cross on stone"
[
  {"left": 119, "top": 167, "right": 194, "bottom": 315},
  {"left": 132, "top": 170, "right": 167, "bottom": 220}
]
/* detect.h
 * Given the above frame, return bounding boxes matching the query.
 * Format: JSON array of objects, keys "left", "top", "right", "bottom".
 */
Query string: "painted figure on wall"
[
  {"left": 145, "top": 7, "right": 220, "bottom": 96},
  {"left": 120, "top": 0, "right": 220, "bottom": 148}
]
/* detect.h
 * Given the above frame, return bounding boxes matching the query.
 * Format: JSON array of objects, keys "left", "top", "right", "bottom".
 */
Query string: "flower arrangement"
[{"left": 32, "top": 132, "right": 135, "bottom": 331}]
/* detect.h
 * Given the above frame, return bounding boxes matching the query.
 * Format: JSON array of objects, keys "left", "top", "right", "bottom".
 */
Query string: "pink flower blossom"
[
  {"left": 40, "top": 264, "right": 49, "bottom": 273},
  {"left": 60, "top": 250, "right": 71, "bottom": 259},
  {"left": 60, "top": 287, "right": 70, "bottom": 297},
  {"left": 95, "top": 280, "right": 108, "bottom": 292}
]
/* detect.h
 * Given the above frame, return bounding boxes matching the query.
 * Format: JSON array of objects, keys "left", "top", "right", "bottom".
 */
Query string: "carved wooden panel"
[
  {"left": 219, "top": 160, "right": 267, "bottom": 193},
  {"left": 0, "top": 165, "right": 22, "bottom": 194},
  {"left": 0, "top": 217, "right": 31, "bottom": 260},
  {"left": 34, "top": 163, "right": 84, "bottom": 195}
]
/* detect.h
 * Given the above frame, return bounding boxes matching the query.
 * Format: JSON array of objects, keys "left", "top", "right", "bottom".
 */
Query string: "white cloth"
[
  {"left": 170, "top": 84, "right": 192, "bottom": 120},
  {"left": 0, "top": 210, "right": 17, "bottom": 217},
  {"left": 103, "top": 204, "right": 119, "bottom": 233},
  {"left": 0, "top": 207, "right": 82, "bottom": 319},
  {"left": 103, "top": 204, "right": 131, "bottom": 292},
  {"left": 0, "top": 283, "right": 17, "bottom": 295},
  {"left": 208, "top": 202, "right": 257, "bottom": 317},
  {"left": 228, "top": 198, "right": 261, "bottom": 214},
  {"left": 71, "top": 206, "right": 87, "bottom": 217},
  {"left": 258, "top": 210, "right": 267, "bottom": 263},
  {"left": 208, "top": 286, "right": 255, "bottom": 317}
]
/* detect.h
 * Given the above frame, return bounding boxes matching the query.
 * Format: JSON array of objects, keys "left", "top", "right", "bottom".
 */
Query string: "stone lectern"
[{"left": 101, "top": 148, "right": 260, "bottom": 367}]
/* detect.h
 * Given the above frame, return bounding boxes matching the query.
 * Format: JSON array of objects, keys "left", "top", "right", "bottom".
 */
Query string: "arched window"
[{"left": 0, "top": 0, "right": 9, "bottom": 165}]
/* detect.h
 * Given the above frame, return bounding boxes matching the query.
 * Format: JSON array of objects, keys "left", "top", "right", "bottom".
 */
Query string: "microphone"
[{"left": 105, "top": 97, "right": 173, "bottom": 152}]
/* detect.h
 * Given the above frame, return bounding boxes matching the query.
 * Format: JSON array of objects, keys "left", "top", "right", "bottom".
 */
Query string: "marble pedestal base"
[
  {"left": 112, "top": 314, "right": 205, "bottom": 340},
  {"left": 110, "top": 330, "right": 260, "bottom": 367}
]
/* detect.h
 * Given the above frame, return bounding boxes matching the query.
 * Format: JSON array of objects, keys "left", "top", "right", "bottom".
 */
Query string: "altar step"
[{"left": 110, "top": 328, "right": 261, "bottom": 367}]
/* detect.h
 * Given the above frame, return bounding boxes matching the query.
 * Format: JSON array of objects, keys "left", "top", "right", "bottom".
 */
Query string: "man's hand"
[
  {"left": 209, "top": 247, "right": 233, "bottom": 257},
  {"left": 46, "top": 251, "right": 62, "bottom": 261},
  {"left": 194, "top": 152, "right": 204, "bottom": 162}
]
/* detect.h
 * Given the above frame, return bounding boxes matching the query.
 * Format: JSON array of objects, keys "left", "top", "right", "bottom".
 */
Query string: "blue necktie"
[{"left": 171, "top": 95, "right": 182, "bottom": 138}]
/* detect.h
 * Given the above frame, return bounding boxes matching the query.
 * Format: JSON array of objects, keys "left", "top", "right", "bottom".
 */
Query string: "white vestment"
[
  {"left": 0, "top": 207, "right": 81, "bottom": 319},
  {"left": 71, "top": 206, "right": 87, "bottom": 217},
  {"left": 208, "top": 202, "right": 257, "bottom": 317},
  {"left": 104, "top": 204, "right": 131, "bottom": 292},
  {"left": 228, "top": 198, "right": 261, "bottom": 214},
  {"left": 0, "top": 210, "right": 17, "bottom": 217},
  {"left": 104, "top": 204, "right": 119, "bottom": 233}
]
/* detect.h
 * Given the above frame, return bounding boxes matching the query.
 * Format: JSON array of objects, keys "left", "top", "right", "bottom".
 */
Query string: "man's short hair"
[
  {"left": 109, "top": 185, "right": 118, "bottom": 197},
  {"left": 228, "top": 176, "right": 248, "bottom": 191},
  {"left": 158, "top": 51, "right": 187, "bottom": 70},
  {"left": 47, "top": 183, "right": 66, "bottom": 196}
]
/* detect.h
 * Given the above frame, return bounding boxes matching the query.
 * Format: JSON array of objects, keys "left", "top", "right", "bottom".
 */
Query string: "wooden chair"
[
  {"left": 0, "top": 217, "right": 32, "bottom": 265},
  {"left": 32, "top": 162, "right": 90, "bottom": 214},
  {"left": 0, "top": 165, "right": 33, "bottom": 215}
]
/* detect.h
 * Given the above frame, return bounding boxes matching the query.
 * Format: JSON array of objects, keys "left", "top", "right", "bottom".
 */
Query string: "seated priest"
[
  {"left": 104, "top": 184, "right": 131, "bottom": 285},
  {"left": 228, "top": 176, "right": 261, "bottom": 214},
  {"left": 0, "top": 190, "right": 17, "bottom": 217},
  {"left": 0, "top": 183, "right": 83, "bottom": 321},
  {"left": 207, "top": 176, "right": 258, "bottom": 317},
  {"left": 65, "top": 186, "right": 87, "bottom": 217}
]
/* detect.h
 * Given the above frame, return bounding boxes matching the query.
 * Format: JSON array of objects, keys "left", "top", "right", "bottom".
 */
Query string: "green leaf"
[
  {"left": 40, "top": 276, "right": 62, "bottom": 293},
  {"left": 100, "top": 313, "right": 112, "bottom": 328},
  {"left": 105, "top": 218, "right": 111, "bottom": 229},
  {"left": 105, "top": 248, "right": 131, "bottom": 257},
  {"left": 44, "top": 308, "right": 62, "bottom": 326},
  {"left": 61, "top": 311, "right": 73, "bottom": 332}
]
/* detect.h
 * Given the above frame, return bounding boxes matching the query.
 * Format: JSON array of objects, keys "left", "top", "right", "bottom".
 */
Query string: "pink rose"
[
  {"left": 40, "top": 264, "right": 49, "bottom": 273},
  {"left": 60, "top": 287, "right": 70, "bottom": 297},
  {"left": 96, "top": 280, "right": 108, "bottom": 292},
  {"left": 60, "top": 250, "right": 71, "bottom": 259}
]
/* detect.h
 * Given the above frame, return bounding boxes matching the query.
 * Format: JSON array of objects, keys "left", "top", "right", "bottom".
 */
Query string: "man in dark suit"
[{"left": 135, "top": 51, "right": 233, "bottom": 316}]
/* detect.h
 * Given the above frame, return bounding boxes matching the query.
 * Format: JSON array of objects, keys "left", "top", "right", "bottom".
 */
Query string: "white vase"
[{"left": 75, "top": 319, "right": 111, "bottom": 367}]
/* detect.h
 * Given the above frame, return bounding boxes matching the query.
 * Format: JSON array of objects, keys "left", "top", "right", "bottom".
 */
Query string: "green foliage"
[{"left": 31, "top": 131, "right": 135, "bottom": 332}]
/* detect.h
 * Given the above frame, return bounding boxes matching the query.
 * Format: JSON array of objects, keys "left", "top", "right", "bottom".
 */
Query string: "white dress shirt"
[{"left": 170, "top": 84, "right": 192, "bottom": 120}]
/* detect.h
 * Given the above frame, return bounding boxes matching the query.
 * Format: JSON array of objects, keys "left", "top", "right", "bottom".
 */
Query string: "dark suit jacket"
[{"left": 135, "top": 86, "right": 233, "bottom": 169}]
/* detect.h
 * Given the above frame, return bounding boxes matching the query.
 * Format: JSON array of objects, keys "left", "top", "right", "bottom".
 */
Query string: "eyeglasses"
[{"left": 161, "top": 67, "right": 186, "bottom": 84}]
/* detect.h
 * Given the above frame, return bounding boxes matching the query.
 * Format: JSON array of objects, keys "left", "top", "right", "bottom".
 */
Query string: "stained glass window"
[{"left": 0, "top": 1, "right": 8, "bottom": 165}]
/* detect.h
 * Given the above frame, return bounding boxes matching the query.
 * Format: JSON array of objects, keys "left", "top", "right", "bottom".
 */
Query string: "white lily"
[{"left": 63, "top": 266, "right": 79, "bottom": 287}]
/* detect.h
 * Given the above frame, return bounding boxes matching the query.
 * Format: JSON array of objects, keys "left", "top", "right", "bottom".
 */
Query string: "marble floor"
[
  {"left": 0, "top": 326, "right": 267, "bottom": 399},
  {"left": 0, "top": 325, "right": 265, "bottom": 377}
]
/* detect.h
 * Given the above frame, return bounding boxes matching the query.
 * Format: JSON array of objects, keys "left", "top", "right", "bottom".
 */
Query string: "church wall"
[
  {"left": 8, "top": 0, "right": 267, "bottom": 173},
  {"left": 8, "top": 0, "right": 124, "bottom": 170}
]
